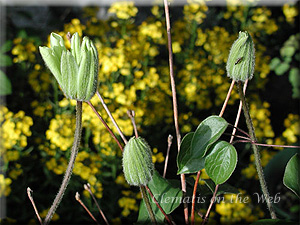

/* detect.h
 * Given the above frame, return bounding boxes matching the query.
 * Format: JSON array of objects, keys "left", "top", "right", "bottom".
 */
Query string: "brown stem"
[
  {"left": 163, "top": 0, "right": 188, "bottom": 223},
  {"left": 228, "top": 124, "right": 251, "bottom": 140},
  {"left": 75, "top": 192, "right": 99, "bottom": 225},
  {"left": 191, "top": 171, "right": 201, "bottom": 225},
  {"left": 127, "top": 110, "right": 138, "bottom": 138},
  {"left": 27, "top": 187, "right": 43, "bottom": 225},
  {"left": 163, "top": 135, "right": 173, "bottom": 178},
  {"left": 219, "top": 80, "right": 235, "bottom": 117},
  {"left": 233, "top": 139, "right": 300, "bottom": 148},
  {"left": 84, "top": 184, "right": 110, "bottom": 225},
  {"left": 88, "top": 101, "right": 123, "bottom": 151},
  {"left": 201, "top": 185, "right": 219, "bottom": 225},
  {"left": 145, "top": 185, "right": 173, "bottom": 225},
  {"left": 230, "top": 80, "right": 248, "bottom": 143},
  {"left": 96, "top": 91, "right": 128, "bottom": 144}
]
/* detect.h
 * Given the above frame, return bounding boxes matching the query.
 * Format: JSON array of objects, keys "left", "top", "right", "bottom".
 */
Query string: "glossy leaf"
[
  {"left": 283, "top": 153, "right": 300, "bottom": 198},
  {"left": 177, "top": 116, "right": 228, "bottom": 174},
  {"left": 205, "top": 141, "right": 237, "bottom": 185},
  {"left": 177, "top": 132, "right": 205, "bottom": 174},
  {"left": 137, "top": 170, "right": 182, "bottom": 224},
  {"left": 191, "top": 116, "right": 228, "bottom": 158}
]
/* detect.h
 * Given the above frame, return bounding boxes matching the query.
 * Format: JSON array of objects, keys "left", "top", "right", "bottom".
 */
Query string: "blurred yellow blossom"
[
  {"left": 108, "top": 1, "right": 138, "bottom": 20},
  {"left": 283, "top": 4, "right": 298, "bottom": 23},
  {"left": 118, "top": 197, "right": 138, "bottom": 217},
  {"left": 0, "top": 174, "right": 12, "bottom": 197}
]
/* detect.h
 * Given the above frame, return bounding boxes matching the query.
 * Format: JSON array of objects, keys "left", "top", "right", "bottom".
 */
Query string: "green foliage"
[
  {"left": 2, "top": 2, "right": 299, "bottom": 224},
  {"left": 177, "top": 116, "right": 228, "bottom": 174},
  {"left": 0, "top": 40, "right": 13, "bottom": 95},
  {"left": 137, "top": 171, "right": 182, "bottom": 224},
  {"left": 270, "top": 33, "right": 300, "bottom": 98},
  {"left": 283, "top": 153, "right": 300, "bottom": 198},
  {"left": 205, "top": 141, "right": 237, "bottom": 185}
]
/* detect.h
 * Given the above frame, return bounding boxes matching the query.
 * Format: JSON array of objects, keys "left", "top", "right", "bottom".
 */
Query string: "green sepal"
[
  {"left": 39, "top": 46, "right": 62, "bottom": 85},
  {"left": 60, "top": 50, "right": 79, "bottom": 99},
  {"left": 71, "top": 32, "right": 81, "bottom": 65}
]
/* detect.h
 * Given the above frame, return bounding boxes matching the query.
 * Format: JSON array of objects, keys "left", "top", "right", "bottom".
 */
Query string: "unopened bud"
[
  {"left": 39, "top": 32, "right": 98, "bottom": 101},
  {"left": 226, "top": 31, "right": 255, "bottom": 82},
  {"left": 122, "top": 137, "right": 154, "bottom": 186}
]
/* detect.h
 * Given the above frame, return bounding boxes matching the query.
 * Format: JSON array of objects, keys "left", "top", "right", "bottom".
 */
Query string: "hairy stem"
[
  {"left": 237, "top": 81, "right": 277, "bottom": 219},
  {"left": 44, "top": 101, "right": 83, "bottom": 225},
  {"left": 140, "top": 185, "right": 157, "bottom": 225}
]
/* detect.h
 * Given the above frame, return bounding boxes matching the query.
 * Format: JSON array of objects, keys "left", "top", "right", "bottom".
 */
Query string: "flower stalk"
[
  {"left": 141, "top": 185, "right": 157, "bottom": 225},
  {"left": 44, "top": 101, "right": 83, "bottom": 225},
  {"left": 237, "top": 81, "right": 277, "bottom": 219}
]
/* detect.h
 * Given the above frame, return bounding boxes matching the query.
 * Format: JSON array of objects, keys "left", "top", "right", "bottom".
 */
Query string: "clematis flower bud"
[
  {"left": 122, "top": 137, "right": 154, "bottom": 186},
  {"left": 226, "top": 31, "right": 255, "bottom": 82},
  {"left": 39, "top": 32, "right": 98, "bottom": 101}
]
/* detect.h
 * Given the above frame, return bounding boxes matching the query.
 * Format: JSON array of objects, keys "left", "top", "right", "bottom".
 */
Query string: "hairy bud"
[
  {"left": 226, "top": 31, "right": 255, "bottom": 82},
  {"left": 122, "top": 137, "right": 154, "bottom": 186},
  {"left": 39, "top": 32, "right": 98, "bottom": 101}
]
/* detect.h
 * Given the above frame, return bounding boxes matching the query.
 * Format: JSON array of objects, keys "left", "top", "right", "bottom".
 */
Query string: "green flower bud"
[
  {"left": 39, "top": 32, "right": 98, "bottom": 101},
  {"left": 122, "top": 137, "right": 154, "bottom": 186},
  {"left": 226, "top": 31, "right": 255, "bottom": 82}
]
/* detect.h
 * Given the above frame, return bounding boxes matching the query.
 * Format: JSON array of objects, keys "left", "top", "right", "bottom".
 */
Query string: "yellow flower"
[
  {"left": 118, "top": 197, "right": 138, "bottom": 217},
  {"left": 283, "top": 4, "right": 298, "bottom": 23},
  {"left": 0, "top": 174, "right": 12, "bottom": 197},
  {"left": 108, "top": 1, "right": 138, "bottom": 20},
  {"left": 172, "top": 42, "right": 182, "bottom": 53}
]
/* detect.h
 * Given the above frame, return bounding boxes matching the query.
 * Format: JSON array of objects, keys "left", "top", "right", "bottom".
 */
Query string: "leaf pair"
[{"left": 177, "top": 116, "right": 237, "bottom": 185}]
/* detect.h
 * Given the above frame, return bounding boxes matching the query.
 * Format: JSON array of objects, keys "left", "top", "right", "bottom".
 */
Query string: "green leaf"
[
  {"left": 250, "top": 219, "right": 298, "bottom": 225},
  {"left": 205, "top": 141, "right": 237, "bottom": 185},
  {"left": 177, "top": 132, "right": 205, "bottom": 174},
  {"left": 275, "top": 62, "right": 289, "bottom": 75},
  {"left": 137, "top": 171, "right": 182, "bottom": 224},
  {"left": 269, "top": 58, "right": 281, "bottom": 70},
  {"left": 0, "top": 70, "right": 12, "bottom": 95},
  {"left": 177, "top": 116, "right": 228, "bottom": 174},
  {"left": 0, "top": 54, "right": 13, "bottom": 67},
  {"left": 191, "top": 116, "right": 228, "bottom": 158},
  {"left": 283, "top": 153, "right": 300, "bottom": 198},
  {"left": 0, "top": 40, "right": 13, "bottom": 53}
]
